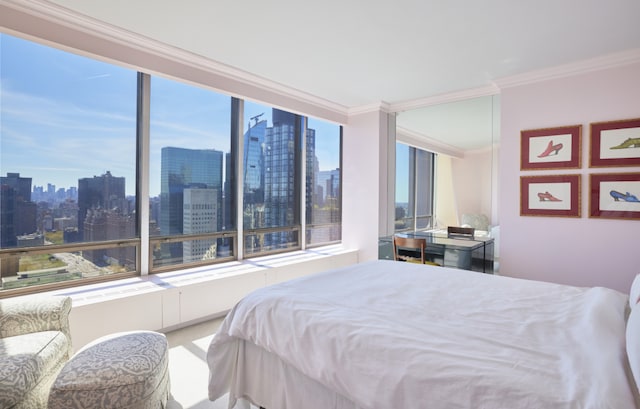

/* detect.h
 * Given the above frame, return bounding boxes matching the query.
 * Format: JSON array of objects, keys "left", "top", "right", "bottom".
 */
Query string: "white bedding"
[{"left": 207, "top": 260, "right": 637, "bottom": 409}]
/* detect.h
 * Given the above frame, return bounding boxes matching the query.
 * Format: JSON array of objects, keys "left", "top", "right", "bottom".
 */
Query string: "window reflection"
[{"left": 395, "top": 143, "right": 435, "bottom": 232}]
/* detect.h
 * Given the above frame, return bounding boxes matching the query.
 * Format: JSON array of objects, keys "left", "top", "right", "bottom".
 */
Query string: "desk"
[{"left": 379, "top": 230, "right": 494, "bottom": 273}]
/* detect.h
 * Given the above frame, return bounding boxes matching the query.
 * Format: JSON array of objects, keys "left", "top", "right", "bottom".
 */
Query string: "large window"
[
  {"left": 149, "top": 76, "right": 234, "bottom": 270},
  {"left": 242, "top": 102, "right": 302, "bottom": 256},
  {"left": 395, "top": 143, "right": 435, "bottom": 231},
  {"left": 0, "top": 34, "right": 138, "bottom": 290},
  {"left": 306, "top": 118, "right": 342, "bottom": 246},
  {"left": 0, "top": 33, "right": 342, "bottom": 295}
]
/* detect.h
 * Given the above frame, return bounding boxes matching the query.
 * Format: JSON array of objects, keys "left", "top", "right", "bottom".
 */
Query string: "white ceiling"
[{"left": 46, "top": 0, "right": 640, "bottom": 109}]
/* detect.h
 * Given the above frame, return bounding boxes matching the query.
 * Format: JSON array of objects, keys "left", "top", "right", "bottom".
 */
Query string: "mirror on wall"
[{"left": 395, "top": 94, "right": 501, "bottom": 233}]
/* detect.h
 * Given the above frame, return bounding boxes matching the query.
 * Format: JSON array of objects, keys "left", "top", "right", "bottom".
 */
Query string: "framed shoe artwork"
[
  {"left": 589, "top": 118, "right": 640, "bottom": 167},
  {"left": 589, "top": 173, "right": 640, "bottom": 220},
  {"left": 520, "top": 175, "right": 581, "bottom": 217},
  {"left": 520, "top": 125, "right": 582, "bottom": 170}
]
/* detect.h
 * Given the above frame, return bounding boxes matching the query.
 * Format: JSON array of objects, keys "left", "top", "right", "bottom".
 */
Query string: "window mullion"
[
  {"left": 233, "top": 98, "right": 245, "bottom": 260},
  {"left": 300, "top": 116, "right": 307, "bottom": 250},
  {"left": 137, "top": 72, "right": 151, "bottom": 275}
]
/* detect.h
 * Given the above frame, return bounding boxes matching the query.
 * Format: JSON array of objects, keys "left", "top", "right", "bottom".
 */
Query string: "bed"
[{"left": 207, "top": 259, "right": 640, "bottom": 409}]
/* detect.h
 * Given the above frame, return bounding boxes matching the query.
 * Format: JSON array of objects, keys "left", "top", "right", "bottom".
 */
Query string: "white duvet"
[{"left": 208, "top": 260, "right": 637, "bottom": 409}]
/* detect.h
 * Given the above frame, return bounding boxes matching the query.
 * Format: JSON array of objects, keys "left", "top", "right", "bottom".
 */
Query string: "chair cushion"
[
  {"left": 49, "top": 331, "right": 169, "bottom": 408},
  {"left": 0, "top": 330, "right": 69, "bottom": 408}
]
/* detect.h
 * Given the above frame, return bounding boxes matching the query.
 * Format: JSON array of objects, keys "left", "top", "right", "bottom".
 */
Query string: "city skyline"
[{"left": 0, "top": 33, "right": 340, "bottom": 198}]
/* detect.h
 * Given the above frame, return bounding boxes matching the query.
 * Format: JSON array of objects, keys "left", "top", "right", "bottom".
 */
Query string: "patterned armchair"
[{"left": 0, "top": 296, "right": 72, "bottom": 409}]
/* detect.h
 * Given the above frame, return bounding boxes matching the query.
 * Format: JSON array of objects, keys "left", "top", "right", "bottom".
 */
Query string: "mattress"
[{"left": 207, "top": 259, "right": 637, "bottom": 409}]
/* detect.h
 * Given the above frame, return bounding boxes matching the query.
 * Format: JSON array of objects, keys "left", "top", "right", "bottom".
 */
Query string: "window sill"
[
  {"left": 53, "top": 244, "right": 355, "bottom": 306},
  {"left": 43, "top": 245, "right": 358, "bottom": 350}
]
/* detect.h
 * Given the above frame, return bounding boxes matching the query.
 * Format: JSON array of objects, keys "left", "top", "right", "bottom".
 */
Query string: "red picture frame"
[
  {"left": 520, "top": 175, "right": 581, "bottom": 217},
  {"left": 521, "top": 125, "right": 582, "bottom": 170},
  {"left": 590, "top": 118, "right": 640, "bottom": 167},
  {"left": 589, "top": 173, "right": 640, "bottom": 219}
]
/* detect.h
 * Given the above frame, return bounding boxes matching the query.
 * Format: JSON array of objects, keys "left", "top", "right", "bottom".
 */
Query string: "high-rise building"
[
  {"left": 0, "top": 173, "right": 37, "bottom": 249},
  {"left": 262, "top": 109, "right": 302, "bottom": 249},
  {"left": 182, "top": 188, "right": 218, "bottom": 263},
  {"left": 0, "top": 185, "right": 17, "bottom": 249},
  {"left": 160, "top": 147, "right": 223, "bottom": 260},
  {"left": 317, "top": 169, "right": 341, "bottom": 205},
  {"left": 241, "top": 109, "right": 325, "bottom": 252},
  {"left": 310, "top": 168, "right": 342, "bottom": 243},
  {"left": 223, "top": 152, "right": 234, "bottom": 231},
  {"left": 305, "top": 127, "right": 316, "bottom": 224},
  {"left": 77, "top": 171, "right": 126, "bottom": 241},
  {"left": 1, "top": 173, "right": 32, "bottom": 202},
  {"left": 242, "top": 116, "right": 267, "bottom": 230}
]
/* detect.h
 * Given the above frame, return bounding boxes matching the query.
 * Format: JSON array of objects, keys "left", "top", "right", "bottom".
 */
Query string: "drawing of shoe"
[
  {"left": 610, "top": 190, "right": 640, "bottom": 202},
  {"left": 537, "top": 140, "right": 563, "bottom": 157},
  {"left": 538, "top": 191, "right": 562, "bottom": 202},
  {"left": 610, "top": 137, "right": 640, "bottom": 149}
]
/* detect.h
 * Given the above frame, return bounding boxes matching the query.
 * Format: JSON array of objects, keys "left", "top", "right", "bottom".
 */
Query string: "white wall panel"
[{"left": 64, "top": 250, "right": 357, "bottom": 351}]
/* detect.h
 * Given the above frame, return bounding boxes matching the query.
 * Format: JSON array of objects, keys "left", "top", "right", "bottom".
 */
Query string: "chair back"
[
  {"left": 392, "top": 235, "right": 426, "bottom": 264},
  {"left": 447, "top": 226, "right": 475, "bottom": 240}
]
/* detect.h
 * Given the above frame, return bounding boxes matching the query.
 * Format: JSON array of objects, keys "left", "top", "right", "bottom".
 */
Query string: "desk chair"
[
  {"left": 447, "top": 226, "right": 475, "bottom": 240},
  {"left": 392, "top": 236, "right": 440, "bottom": 266}
]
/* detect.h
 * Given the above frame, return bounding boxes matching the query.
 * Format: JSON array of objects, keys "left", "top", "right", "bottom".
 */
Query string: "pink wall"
[{"left": 499, "top": 62, "right": 640, "bottom": 293}]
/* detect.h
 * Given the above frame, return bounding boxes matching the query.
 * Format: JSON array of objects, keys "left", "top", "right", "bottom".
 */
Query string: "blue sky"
[
  {"left": 1, "top": 33, "right": 341, "bottom": 197},
  {"left": 396, "top": 143, "right": 409, "bottom": 203}
]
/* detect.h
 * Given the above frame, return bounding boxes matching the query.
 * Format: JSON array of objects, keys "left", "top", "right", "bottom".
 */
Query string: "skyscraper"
[
  {"left": 262, "top": 109, "right": 301, "bottom": 249},
  {"left": 305, "top": 127, "right": 316, "bottom": 224},
  {"left": 243, "top": 115, "right": 266, "bottom": 205},
  {"left": 241, "top": 108, "right": 326, "bottom": 252},
  {"left": 160, "top": 147, "right": 223, "bottom": 260},
  {"left": 317, "top": 169, "right": 341, "bottom": 205},
  {"left": 77, "top": 171, "right": 126, "bottom": 241},
  {"left": 0, "top": 173, "right": 37, "bottom": 248},
  {"left": 242, "top": 115, "right": 267, "bottom": 230},
  {"left": 182, "top": 188, "right": 218, "bottom": 263}
]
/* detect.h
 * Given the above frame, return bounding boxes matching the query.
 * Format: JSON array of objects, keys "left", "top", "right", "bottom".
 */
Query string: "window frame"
[
  {"left": 0, "top": 33, "right": 343, "bottom": 296},
  {"left": 395, "top": 143, "right": 435, "bottom": 233}
]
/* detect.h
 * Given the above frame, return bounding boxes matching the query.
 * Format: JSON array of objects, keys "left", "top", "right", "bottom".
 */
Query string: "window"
[
  {"left": 0, "top": 32, "right": 342, "bottom": 295},
  {"left": 306, "top": 118, "right": 341, "bottom": 246},
  {"left": 148, "top": 76, "right": 234, "bottom": 270},
  {"left": 395, "top": 143, "right": 435, "bottom": 232},
  {"left": 0, "top": 33, "right": 138, "bottom": 291},
  {"left": 242, "top": 102, "right": 302, "bottom": 256}
]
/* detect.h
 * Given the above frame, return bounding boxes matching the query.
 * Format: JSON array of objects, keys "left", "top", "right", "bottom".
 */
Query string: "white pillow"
[
  {"left": 626, "top": 305, "right": 640, "bottom": 391},
  {"left": 629, "top": 274, "right": 640, "bottom": 309}
]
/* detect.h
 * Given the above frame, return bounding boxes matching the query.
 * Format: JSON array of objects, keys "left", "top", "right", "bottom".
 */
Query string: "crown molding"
[
  {"left": 347, "top": 101, "right": 393, "bottom": 116},
  {"left": 386, "top": 48, "right": 640, "bottom": 112},
  {"left": 494, "top": 48, "right": 640, "bottom": 89},
  {"left": 0, "top": 0, "right": 349, "bottom": 121},
  {"left": 396, "top": 126, "right": 464, "bottom": 159},
  {"left": 389, "top": 85, "right": 500, "bottom": 113}
]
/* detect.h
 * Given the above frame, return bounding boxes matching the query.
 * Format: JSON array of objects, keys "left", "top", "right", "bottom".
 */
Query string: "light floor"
[{"left": 164, "top": 317, "right": 238, "bottom": 409}]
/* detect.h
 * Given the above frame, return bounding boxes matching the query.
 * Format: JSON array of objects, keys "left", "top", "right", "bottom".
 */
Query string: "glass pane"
[
  {"left": 244, "top": 231, "right": 299, "bottom": 255},
  {"left": 415, "top": 149, "right": 434, "bottom": 229},
  {"left": 152, "top": 238, "right": 233, "bottom": 268},
  {"left": 1, "top": 34, "right": 137, "bottom": 248},
  {"left": 242, "top": 102, "right": 301, "bottom": 255},
  {"left": 306, "top": 118, "right": 341, "bottom": 245},
  {"left": 395, "top": 143, "right": 413, "bottom": 231},
  {"left": 1, "top": 246, "right": 137, "bottom": 290},
  {"left": 149, "top": 76, "right": 232, "bottom": 264},
  {"left": 0, "top": 34, "right": 137, "bottom": 288}
]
